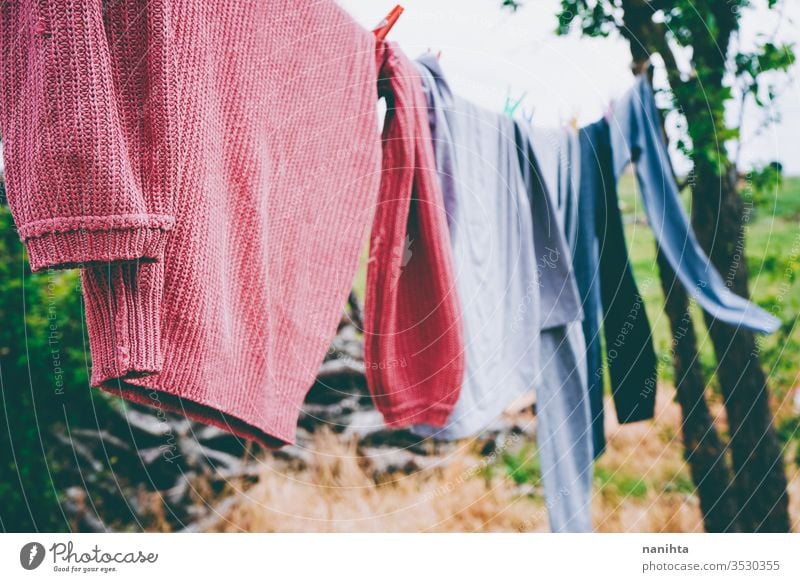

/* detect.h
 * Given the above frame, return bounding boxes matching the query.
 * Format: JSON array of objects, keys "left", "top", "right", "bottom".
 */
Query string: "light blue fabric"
[
  {"left": 611, "top": 77, "right": 780, "bottom": 334},
  {"left": 513, "top": 123, "right": 583, "bottom": 331},
  {"left": 528, "top": 126, "right": 581, "bottom": 250}
]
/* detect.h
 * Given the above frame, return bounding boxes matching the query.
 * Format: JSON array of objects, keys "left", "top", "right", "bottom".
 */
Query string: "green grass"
[
  {"left": 501, "top": 444, "right": 542, "bottom": 487},
  {"left": 495, "top": 441, "right": 660, "bottom": 501},
  {"left": 594, "top": 466, "right": 650, "bottom": 499},
  {"left": 662, "top": 470, "right": 696, "bottom": 495},
  {"left": 754, "top": 175, "right": 800, "bottom": 220}
]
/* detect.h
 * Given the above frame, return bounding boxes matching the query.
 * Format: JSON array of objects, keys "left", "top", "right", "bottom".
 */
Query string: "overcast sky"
[{"left": 340, "top": 0, "right": 800, "bottom": 175}]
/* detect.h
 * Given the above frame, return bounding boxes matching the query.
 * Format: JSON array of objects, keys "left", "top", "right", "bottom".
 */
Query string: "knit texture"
[
  {"left": 363, "top": 42, "right": 464, "bottom": 427},
  {"left": 1, "top": 0, "right": 382, "bottom": 446},
  {"left": 1, "top": 0, "right": 177, "bottom": 270}
]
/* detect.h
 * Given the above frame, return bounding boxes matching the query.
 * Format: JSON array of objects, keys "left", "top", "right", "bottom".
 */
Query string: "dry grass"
[
  {"left": 208, "top": 430, "right": 543, "bottom": 532},
  {"left": 188, "top": 386, "right": 800, "bottom": 533}
]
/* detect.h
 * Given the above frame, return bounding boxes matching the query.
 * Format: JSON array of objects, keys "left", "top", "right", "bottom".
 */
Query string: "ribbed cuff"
[
  {"left": 25, "top": 226, "right": 171, "bottom": 272},
  {"left": 18, "top": 211, "right": 175, "bottom": 272},
  {"left": 81, "top": 262, "right": 164, "bottom": 386}
]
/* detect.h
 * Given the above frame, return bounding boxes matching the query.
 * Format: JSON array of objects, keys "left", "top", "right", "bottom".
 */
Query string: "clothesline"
[{"left": 372, "top": 5, "right": 624, "bottom": 132}]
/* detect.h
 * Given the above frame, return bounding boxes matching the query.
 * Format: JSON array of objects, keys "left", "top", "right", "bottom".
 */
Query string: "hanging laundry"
[
  {"left": 529, "top": 121, "right": 646, "bottom": 458},
  {"left": 411, "top": 54, "right": 540, "bottom": 440},
  {"left": 536, "top": 322, "right": 594, "bottom": 531},
  {"left": 363, "top": 43, "right": 465, "bottom": 428},
  {"left": 611, "top": 77, "right": 781, "bottom": 334},
  {"left": 576, "top": 119, "right": 659, "bottom": 457},
  {"left": 0, "top": 0, "right": 382, "bottom": 446},
  {"left": 514, "top": 120, "right": 594, "bottom": 532},
  {"left": 412, "top": 54, "right": 593, "bottom": 532}
]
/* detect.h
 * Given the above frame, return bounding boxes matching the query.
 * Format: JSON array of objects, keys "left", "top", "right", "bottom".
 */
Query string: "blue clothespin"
[{"left": 521, "top": 105, "right": 535, "bottom": 124}]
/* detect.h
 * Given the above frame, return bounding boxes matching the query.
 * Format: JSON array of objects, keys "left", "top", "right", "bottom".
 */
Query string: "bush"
[{"left": 0, "top": 192, "right": 112, "bottom": 531}]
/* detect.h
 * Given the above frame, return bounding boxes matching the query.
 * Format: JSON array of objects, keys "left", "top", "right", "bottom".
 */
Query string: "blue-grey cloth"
[
  {"left": 537, "top": 321, "right": 593, "bottom": 532},
  {"left": 514, "top": 124, "right": 583, "bottom": 331},
  {"left": 528, "top": 126, "right": 581, "bottom": 250},
  {"left": 611, "top": 77, "right": 780, "bottom": 334},
  {"left": 412, "top": 55, "right": 541, "bottom": 441},
  {"left": 416, "top": 56, "right": 457, "bottom": 228},
  {"left": 515, "top": 120, "right": 593, "bottom": 532}
]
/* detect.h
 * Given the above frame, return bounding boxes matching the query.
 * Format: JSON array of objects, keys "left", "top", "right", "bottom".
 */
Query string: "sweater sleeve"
[{"left": 0, "top": 0, "right": 175, "bottom": 271}]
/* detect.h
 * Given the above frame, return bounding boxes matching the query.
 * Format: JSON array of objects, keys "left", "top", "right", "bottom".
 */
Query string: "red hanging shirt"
[{"left": 364, "top": 42, "right": 465, "bottom": 427}]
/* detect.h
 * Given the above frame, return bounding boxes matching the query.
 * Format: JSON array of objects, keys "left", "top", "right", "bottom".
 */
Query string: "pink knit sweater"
[
  {"left": 1, "top": 0, "right": 381, "bottom": 446},
  {"left": 363, "top": 42, "right": 464, "bottom": 427}
]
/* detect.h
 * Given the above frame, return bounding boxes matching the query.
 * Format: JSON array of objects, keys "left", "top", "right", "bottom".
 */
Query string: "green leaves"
[
  {"left": 737, "top": 42, "right": 796, "bottom": 82},
  {"left": 0, "top": 200, "right": 111, "bottom": 531},
  {"left": 500, "top": 0, "right": 523, "bottom": 12},
  {"left": 556, "top": 0, "right": 617, "bottom": 37},
  {"left": 748, "top": 161, "right": 784, "bottom": 207}
]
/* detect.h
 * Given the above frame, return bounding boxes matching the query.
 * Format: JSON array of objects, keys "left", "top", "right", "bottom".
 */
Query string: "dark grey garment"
[
  {"left": 611, "top": 77, "right": 780, "bottom": 334},
  {"left": 573, "top": 121, "right": 606, "bottom": 456},
  {"left": 577, "top": 119, "right": 658, "bottom": 457}
]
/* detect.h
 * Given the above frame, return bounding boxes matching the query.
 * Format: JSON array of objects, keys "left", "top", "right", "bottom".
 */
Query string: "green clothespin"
[{"left": 503, "top": 87, "right": 527, "bottom": 118}]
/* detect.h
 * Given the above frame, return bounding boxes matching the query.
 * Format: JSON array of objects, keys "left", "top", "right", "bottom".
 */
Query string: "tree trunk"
[
  {"left": 691, "top": 164, "right": 791, "bottom": 532},
  {"left": 618, "top": 0, "right": 790, "bottom": 533},
  {"left": 655, "top": 250, "right": 740, "bottom": 531}
]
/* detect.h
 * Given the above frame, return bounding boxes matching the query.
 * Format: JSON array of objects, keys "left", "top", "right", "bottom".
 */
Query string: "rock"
[
  {"left": 340, "top": 409, "right": 386, "bottom": 440},
  {"left": 357, "top": 428, "right": 435, "bottom": 456},
  {"left": 305, "top": 358, "right": 367, "bottom": 405}
]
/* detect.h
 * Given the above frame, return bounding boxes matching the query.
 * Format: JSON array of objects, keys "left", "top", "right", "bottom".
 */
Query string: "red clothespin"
[
  {"left": 373, "top": 5, "right": 404, "bottom": 41},
  {"left": 427, "top": 48, "right": 442, "bottom": 60}
]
